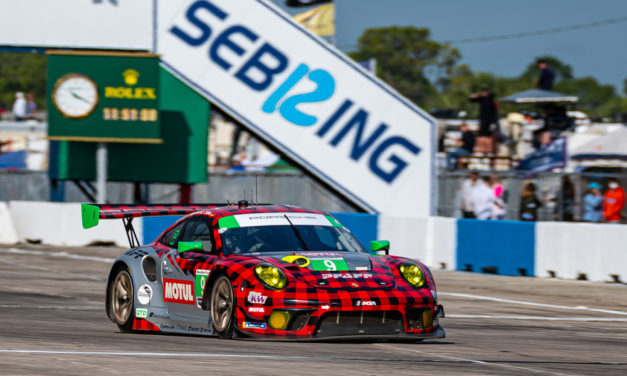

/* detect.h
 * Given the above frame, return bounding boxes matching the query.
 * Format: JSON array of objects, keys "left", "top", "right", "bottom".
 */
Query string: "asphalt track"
[{"left": 0, "top": 245, "right": 626, "bottom": 375}]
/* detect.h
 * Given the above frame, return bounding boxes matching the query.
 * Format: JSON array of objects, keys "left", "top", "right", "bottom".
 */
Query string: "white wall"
[
  {"left": 535, "top": 222, "right": 627, "bottom": 282},
  {"left": 0, "top": 0, "right": 153, "bottom": 50},
  {"left": 9, "top": 201, "right": 136, "bottom": 247},
  {"left": 379, "top": 216, "right": 456, "bottom": 270},
  {"left": 0, "top": 202, "right": 18, "bottom": 244}
]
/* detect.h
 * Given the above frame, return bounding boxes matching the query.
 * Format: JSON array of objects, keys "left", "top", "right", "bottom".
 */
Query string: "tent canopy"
[
  {"left": 571, "top": 127, "right": 627, "bottom": 160},
  {"left": 500, "top": 89, "right": 578, "bottom": 104}
]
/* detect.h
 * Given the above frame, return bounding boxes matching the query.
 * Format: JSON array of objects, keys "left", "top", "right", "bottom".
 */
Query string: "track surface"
[{"left": 0, "top": 245, "right": 626, "bottom": 375}]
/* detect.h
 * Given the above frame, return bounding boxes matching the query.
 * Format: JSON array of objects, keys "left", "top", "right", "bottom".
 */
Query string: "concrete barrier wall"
[
  {"left": 4, "top": 201, "right": 626, "bottom": 283},
  {"left": 535, "top": 222, "right": 627, "bottom": 282},
  {"left": 0, "top": 202, "right": 18, "bottom": 244},
  {"left": 378, "top": 216, "right": 457, "bottom": 270},
  {"left": 9, "top": 201, "right": 135, "bottom": 247}
]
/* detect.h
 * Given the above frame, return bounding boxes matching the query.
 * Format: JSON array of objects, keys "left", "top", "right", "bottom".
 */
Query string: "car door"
[{"left": 161, "top": 217, "right": 217, "bottom": 318}]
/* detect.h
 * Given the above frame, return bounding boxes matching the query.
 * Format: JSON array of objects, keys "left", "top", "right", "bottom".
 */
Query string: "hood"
[{"left": 259, "top": 251, "right": 396, "bottom": 290}]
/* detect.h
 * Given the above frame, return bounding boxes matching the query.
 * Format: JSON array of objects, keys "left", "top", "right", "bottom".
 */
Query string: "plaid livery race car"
[{"left": 82, "top": 202, "right": 445, "bottom": 340}]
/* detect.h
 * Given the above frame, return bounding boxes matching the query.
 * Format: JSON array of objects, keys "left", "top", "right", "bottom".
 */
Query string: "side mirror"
[
  {"left": 178, "top": 241, "right": 203, "bottom": 254},
  {"left": 370, "top": 240, "right": 390, "bottom": 255}
]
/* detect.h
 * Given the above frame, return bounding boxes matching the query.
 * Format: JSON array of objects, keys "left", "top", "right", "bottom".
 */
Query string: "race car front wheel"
[
  {"left": 110, "top": 268, "right": 134, "bottom": 332},
  {"left": 210, "top": 275, "right": 235, "bottom": 338}
]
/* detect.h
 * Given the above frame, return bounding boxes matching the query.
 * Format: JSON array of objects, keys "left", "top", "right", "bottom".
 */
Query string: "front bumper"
[{"left": 235, "top": 300, "right": 446, "bottom": 340}]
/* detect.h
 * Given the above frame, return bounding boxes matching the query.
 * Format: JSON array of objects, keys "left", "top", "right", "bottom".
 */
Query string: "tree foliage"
[
  {"left": 349, "top": 27, "right": 626, "bottom": 119},
  {"left": 0, "top": 52, "right": 47, "bottom": 110}
]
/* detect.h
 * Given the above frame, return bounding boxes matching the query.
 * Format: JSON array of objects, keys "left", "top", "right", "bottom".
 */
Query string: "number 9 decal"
[{"left": 323, "top": 259, "right": 337, "bottom": 271}]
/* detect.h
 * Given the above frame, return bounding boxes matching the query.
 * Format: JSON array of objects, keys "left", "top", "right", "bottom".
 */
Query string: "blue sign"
[{"left": 517, "top": 138, "right": 567, "bottom": 171}]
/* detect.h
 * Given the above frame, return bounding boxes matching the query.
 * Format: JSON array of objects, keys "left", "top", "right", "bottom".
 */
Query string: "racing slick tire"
[
  {"left": 210, "top": 275, "right": 235, "bottom": 339},
  {"left": 109, "top": 267, "right": 135, "bottom": 333}
]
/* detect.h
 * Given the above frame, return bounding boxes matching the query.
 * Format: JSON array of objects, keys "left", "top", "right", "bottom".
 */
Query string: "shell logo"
[{"left": 122, "top": 69, "right": 140, "bottom": 86}]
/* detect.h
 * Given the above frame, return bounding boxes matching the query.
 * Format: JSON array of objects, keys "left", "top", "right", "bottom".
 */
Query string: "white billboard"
[
  {"left": 158, "top": 0, "right": 435, "bottom": 216},
  {"left": 0, "top": 0, "right": 153, "bottom": 50}
]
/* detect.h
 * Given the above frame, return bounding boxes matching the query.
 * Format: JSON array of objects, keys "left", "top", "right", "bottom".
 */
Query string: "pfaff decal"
[{"left": 321, "top": 273, "right": 373, "bottom": 279}]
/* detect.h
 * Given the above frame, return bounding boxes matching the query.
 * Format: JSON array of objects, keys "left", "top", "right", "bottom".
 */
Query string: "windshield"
[{"left": 220, "top": 225, "right": 367, "bottom": 255}]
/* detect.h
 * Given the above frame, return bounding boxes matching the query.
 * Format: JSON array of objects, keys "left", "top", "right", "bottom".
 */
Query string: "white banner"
[
  {"left": 0, "top": 0, "right": 153, "bottom": 50},
  {"left": 158, "top": 0, "right": 435, "bottom": 216}
]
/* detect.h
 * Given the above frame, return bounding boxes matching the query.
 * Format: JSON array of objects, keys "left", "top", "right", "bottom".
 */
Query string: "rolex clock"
[{"left": 52, "top": 73, "right": 99, "bottom": 119}]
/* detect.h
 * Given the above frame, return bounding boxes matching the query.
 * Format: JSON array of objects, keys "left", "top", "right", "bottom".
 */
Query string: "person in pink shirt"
[{"left": 490, "top": 174, "right": 506, "bottom": 219}]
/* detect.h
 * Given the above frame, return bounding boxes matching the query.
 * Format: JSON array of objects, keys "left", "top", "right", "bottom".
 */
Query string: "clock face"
[{"left": 52, "top": 73, "right": 99, "bottom": 119}]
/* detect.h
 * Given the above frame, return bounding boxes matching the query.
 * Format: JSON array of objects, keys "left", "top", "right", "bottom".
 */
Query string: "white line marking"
[
  {"left": 374, "top": 344, "right": 573, "bottom": 376},
  {"left": 0, "top": 305, "right": 102, "bottom": 311},
  {"left": 0, "top": 248, "right": 115, "bottom": 263},
  {"left": 448, "top": 314, "right": 627, "bottom": 322},
  {"left": 0, "top": 349, "right": 310, "bottom": 360},
  {"left": 440, "top": 292, "right": 627, "bottom": 316}
]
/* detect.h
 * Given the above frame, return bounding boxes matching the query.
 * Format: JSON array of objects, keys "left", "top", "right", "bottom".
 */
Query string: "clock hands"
[{"left": 70, "top": 91, "right": 91, "bottom": 103}]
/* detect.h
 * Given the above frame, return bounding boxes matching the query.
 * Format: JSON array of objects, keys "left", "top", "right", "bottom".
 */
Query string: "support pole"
[{"left": 96, "top": 142, "right": 107, "bottom": 204}]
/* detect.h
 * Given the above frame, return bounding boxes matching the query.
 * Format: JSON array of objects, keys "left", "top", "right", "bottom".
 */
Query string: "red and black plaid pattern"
[{"left": 135, "top": 205, "right": 440, "bottom": 339}]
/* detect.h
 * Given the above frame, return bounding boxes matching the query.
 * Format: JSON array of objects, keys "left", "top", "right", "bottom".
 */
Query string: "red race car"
[{"left": 82, "top": 202, "right": 445, "bottom": 340}]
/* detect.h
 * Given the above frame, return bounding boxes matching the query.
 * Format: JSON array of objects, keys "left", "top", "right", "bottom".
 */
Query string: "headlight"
[
  {"left": 399, "top": 263, "right": 426, "bottom": 288},
  {"left": 254, "top": 264, "right": 288, "bottom": 290}
]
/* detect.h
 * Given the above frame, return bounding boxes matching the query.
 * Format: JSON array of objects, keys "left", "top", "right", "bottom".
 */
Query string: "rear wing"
[{"left": 81, "top": 203, "right": 225, "bottom": 248}]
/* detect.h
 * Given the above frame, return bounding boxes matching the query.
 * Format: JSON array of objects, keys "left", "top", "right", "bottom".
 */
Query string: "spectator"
[
  {"left": 582, "top": 182, "right": 603, "bottom": 223},
  {"left": 490, "top": 174, "right": 506, "bottom": 220},
  {"left": 471, "top": 176, "right": 495, "bottom": 220},
  {"left": 469, "top": 88, "right": 497, "bottom": 153},
  {"left": 446, "top": 123, "right": 475, "bottom": 170},
  {"left": 519, "top": 181, "right": 542, "bottom": 221},
  {"left": 556, "top": 176, "right": 575, "bottom": 221},
  {"left": 460, "top": 172, "right": 479, "bottom": 218},
  {"left": 536, "top": 60, "right": 555, "bottom": 90},
  {"left": 26, "top": 93, "right": 37, "bottom": 118},
  {"left": 603, "top": 178, "right": 625, "bottom": 223},
  {"left": 12, "top": 92, "right": 27, "bottom": 121}
]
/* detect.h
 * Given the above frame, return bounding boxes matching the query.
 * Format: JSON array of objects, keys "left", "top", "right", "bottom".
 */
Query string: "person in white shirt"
[
  {"left": 12, "top": 92, "right": 27, "bottom": 121},
  {"left": 460, "top": 172, "right": 479, "bottom": 218},
  {"left": 471, "top": 176, "right": 495, "bottom": 220}
]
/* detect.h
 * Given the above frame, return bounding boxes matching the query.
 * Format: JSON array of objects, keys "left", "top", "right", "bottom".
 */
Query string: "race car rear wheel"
[
  {"left": 210, "top": 275, "right": 235, "bottom": 338},
  {"left": 110, "top": 268, "right": 134, "bottom": 332}
]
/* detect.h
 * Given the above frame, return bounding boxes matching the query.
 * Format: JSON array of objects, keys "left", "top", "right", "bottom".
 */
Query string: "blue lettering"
[
  {"left": 330, "top": 110, "right": 388, "bottom": 161},
  {"left": 262, "top": 64, "right": 309, "bottom": 114},
  {"left": 169, "top": 0, "right": 227, "bottom": 46},
  {"left": 235, "top": 43, "right": 288, "bottom": 91},
  {"left": 369, "top": 137, "right": 421, "bottom": 183},
  {"left": 209, "top": 25, "right": 258, "bottom": 71},
  {"left": 316, "top": 99, "right": 353, "bottom": 137},
  {"left": 279, "top": 69, "right": 335, "bottom": 126}
]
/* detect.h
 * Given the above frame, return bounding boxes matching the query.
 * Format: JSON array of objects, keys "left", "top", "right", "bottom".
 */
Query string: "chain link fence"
[{"left": 437, "top": 170, "right": 627, "bottom": 222}]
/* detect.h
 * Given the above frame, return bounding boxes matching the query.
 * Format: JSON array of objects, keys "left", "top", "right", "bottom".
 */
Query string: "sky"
[{"left": 274, "top": 0, "right": 627, "bottom": 93}]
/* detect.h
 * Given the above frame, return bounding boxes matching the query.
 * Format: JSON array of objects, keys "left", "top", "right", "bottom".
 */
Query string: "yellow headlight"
[
  {"left": 268, "top": 311, "right": 291, "bottom": 330},
  {"left": 399, "top": 263, "right": 425, "bottom": 288},
  {"left": 255, "top": 264, "right": 287, "bottom": 289}
]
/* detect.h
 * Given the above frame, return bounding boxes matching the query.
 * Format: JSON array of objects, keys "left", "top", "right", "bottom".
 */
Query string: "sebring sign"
[{"left": 159, "top": 0, "right": 435, "bottom": 217}]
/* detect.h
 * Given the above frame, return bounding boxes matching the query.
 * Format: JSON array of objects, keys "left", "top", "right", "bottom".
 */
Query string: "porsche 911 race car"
[{"left": 82, "top": 202, "right": 445, "bottom": 340}]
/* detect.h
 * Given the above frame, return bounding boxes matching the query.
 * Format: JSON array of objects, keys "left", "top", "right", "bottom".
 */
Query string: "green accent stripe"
[
  {"left": 218, "top": 215, "right": 240, "bottom": 229},
  {"left": 325, "top": 215, "right": 343, "bottom": 227}
]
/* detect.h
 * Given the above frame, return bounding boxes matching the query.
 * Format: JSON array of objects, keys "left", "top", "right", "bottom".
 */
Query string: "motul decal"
[{"left": 163, "top": 279, "right": 195, "bottom": 305}]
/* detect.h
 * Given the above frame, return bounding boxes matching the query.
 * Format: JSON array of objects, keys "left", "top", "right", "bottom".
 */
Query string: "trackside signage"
[{"left": 158, "top": 0, "right": 435, "bottom": 216}]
